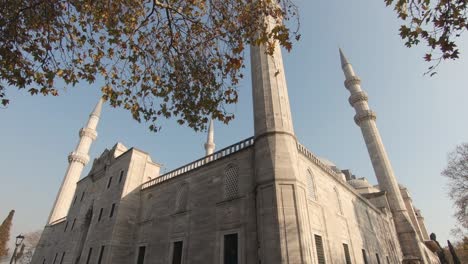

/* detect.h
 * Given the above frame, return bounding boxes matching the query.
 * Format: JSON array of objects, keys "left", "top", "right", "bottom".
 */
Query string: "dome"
[{"left": 347, "top": 178, "right": 373, "bottom": 189}]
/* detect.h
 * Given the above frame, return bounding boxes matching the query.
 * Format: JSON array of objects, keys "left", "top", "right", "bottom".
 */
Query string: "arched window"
[
  {"left": 306, "top": 169, "right": 317, "bottom": 201},
  {"left": 366, "top": 210, "right": 374, "bottom": 231},
  {"left": 334, "top": 187, "right": 344, "bottom": 215},
  {"left": 175, "top": 183, "right": 189, "bottom": 213},
  {"left": 224, "top": 164, "right": 239, "bottom": 200}
]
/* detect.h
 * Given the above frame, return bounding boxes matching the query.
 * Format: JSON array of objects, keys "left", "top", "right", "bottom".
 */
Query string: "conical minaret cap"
[
  {"left": 204, "top": 119, "right": 215, "bottom": 156},
  {"left": 339, "top": 48, "right": 357, "bottom": 79},
  {"left": 91, "top": 98, "right": 104, "bottom": 118},
  {"left": 207, "top": 119, "right": 214, "bottom": 142},
  {"left": 339, "top": 48, "right": 351, "bottom": 68}
]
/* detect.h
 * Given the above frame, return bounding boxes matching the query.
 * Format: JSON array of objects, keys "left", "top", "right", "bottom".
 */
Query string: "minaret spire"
[
  {"left": 204, "top": 119, "right": 215, "bottom": 156},
  {"left": 48, "top": 98, "right": 104, "bottom": 224},
  {"left": 339, "top": 49, "right": 425, "bottom": 263},
  {"left": 339, "top": 48, "right": 350, "bottom": 68}
]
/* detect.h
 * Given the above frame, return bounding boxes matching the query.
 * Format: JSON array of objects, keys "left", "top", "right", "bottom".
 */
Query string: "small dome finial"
[
  {"left": 339, "top": 48, "right": 351, "bottom": 68},
  {"left": 204, "top": 119, "right": 215, "bottom": 156},
  {"left": 91, "top": 98, "right": 104, "bottom": 118}
]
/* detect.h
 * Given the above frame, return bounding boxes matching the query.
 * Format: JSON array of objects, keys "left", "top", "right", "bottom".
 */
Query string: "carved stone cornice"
[
  {"left": 68, "top": 151, "right": 90, "bottom": 165},
  {"left": 344, "top": 76, "right": 361, "bottom": 89},
  {"left": 79, "top": 127, "right": 97, "bottom": 140},
  {"left": 348, "top": 91, "right": 368, "bottom": 107},
  {"left": 354, "top": 110, "right": 377, "bottom": 125}
]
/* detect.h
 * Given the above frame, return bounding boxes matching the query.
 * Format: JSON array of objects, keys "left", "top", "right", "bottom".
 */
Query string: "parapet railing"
[
  {"left": 141, "top": 137, "right": 255, "bottom": 190},
  {"left": 296, "top": 141, "right": 341, "bottom": 177}
]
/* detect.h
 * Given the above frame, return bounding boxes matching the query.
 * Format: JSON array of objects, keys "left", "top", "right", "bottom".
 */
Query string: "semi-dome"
[
  {"left": 347, "top": 178, "right": 373, "bottom": 189},
  {"left": 318, "top": 157, "right": 335, "bottom": 167}
]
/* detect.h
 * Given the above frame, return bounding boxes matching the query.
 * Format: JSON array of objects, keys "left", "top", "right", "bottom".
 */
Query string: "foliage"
[
  {"left": 385, "top": 0, "right": 468, "bottom": 75},
  {"left": 442, "top": 143, "right": 468, "bottom": 236},
  {"left": 0, "top": 210, "right": 15, "bottom": 257},
  {"left": 0, "top": 0, "right": 299, "bottom": 131}
]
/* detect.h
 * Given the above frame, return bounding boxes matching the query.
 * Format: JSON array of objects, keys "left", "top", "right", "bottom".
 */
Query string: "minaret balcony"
[
  {"left": 68, "top": 151, "right": 90, "bottom": 165},
  {"left": 354, "top": 110, "right": 377, "bottom": 126},
  {"left": 344, "top": 76, "right": 362, "bottom": 89},
  {"left": 79, "top": 127, "right": 98, "bottom": 140},
  {"left": 348, "top": 91, "right": 369, "bottom": 107}
]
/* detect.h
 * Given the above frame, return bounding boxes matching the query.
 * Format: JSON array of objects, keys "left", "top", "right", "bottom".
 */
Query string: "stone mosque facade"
[{"left": 32, "top": 31, "right": 441, "bottom": 264}]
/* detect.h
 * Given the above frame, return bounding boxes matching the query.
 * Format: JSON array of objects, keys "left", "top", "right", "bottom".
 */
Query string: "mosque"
[{"left": 31, "top": 21, "right": 441, "bottom": 264}]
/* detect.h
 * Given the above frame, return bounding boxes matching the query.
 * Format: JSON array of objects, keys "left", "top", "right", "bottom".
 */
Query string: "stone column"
[
  {"left": 251, "top": 17, "right": 310, "bottom": 264},
  {"left": 48, "top": 99, "right": 103, "bottom": 224},
  {"left": 339, "top": 49, "right": 424, "bottom": 263}
]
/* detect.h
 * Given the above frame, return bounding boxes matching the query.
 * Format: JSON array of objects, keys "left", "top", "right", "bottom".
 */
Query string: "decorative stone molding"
[
  {"left": 348, "top": 91, "right": 368, "bottom": 107},
  {"left": 79, "top": 128, "right": 97, "bottom": 140},
  {"left": 354, "top": 110, "right": 377, "bottom": 125},
  {"left": 68, "top": 151, "right": 90, "bottom": 165},
  {"left": 344, "top": 76, "right": 361, "bottom": 89}
]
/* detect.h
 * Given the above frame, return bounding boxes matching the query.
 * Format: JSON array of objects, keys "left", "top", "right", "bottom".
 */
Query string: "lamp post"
[{"left": 9, "top": 234, "right": 25, "bottom": 264}]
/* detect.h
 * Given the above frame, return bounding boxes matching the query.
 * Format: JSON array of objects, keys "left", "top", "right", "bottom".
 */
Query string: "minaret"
[
  {"left": 204, "top": 119, "right": 215, "bottom": 156},
  {"left": 339, "top": 49, "right": 424, "bottom": 263},
  {"left": 251, "top": 17, "right": 310, "bottom": 263},
  {"left": 48, "top": 98, "right": 104, "bottom": 224}
]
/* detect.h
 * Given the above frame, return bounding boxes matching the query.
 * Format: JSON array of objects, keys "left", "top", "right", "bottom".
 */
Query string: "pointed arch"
[
  {"left": 223, "top": 164, "right": 239, "bottom": 200},
  {"left": 306, "top": 168, "right": 317, "bottom": 201},
  {"left": 334, "top": 186, "right": 344, "bottom": 215},
  {"left": 175, "top": 183, "right": 189, "bottom": 213}
]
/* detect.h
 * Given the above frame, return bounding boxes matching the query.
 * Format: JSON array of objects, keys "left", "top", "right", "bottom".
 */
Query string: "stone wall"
[
  {"left": 32, "top": 140, "right": 439, "bottom": 264},
  {"left": 298, "top": 154, "right": 403, "bottom": 264},
  {"left": 136, "top": 147, "right": 256, "bottom": 264},
  {"left": 31, "top": 146, "right": 159, "bottom": 264}
]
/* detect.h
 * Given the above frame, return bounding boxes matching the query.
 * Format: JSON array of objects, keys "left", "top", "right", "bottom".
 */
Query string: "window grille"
[
  {"left": 109, "top": 204, "right": 116, "bottom": 218},
  {"left": 306, "top": 169, "right": 317, "bottom": 200},
  {"left": 59, "top": 252, "right": 65, "bottom": 264},
  {"left": 137, "top": 246, "right": 146, "bottom": 264},
  {"left": 107, "top": 177, "right": 112, "bottom": 188},
  {"left": 334, "top": 187, "right": 344, "bottom": 215},
  {"left": 224, "top": 165, "right": 239, "bottom": 199},
  {"left": 175, "top": 184, "right": 189, "bottom": 213},
  {"left": 119, "top": 170, "right": 125, "bottom": 183},
  {"left": 98, "top": 208, "right": 103, "bottom": 222},
  {"left": 86, "top": 248, "right": 93, "bottom": 264},
  {"left": 362, "top": 249, "right": 368, "bottom": 264},
  {"left": 224, "top": 233, "right": 238, "bottom": 264},
  {"left": 97, "top": 246, "right": 105, "bottom": 264},
  {"left": 314, "top": 235, "right": 326, "bottom": 264},
  {"left": 172, "top": 241, "right": 183, "bottom": 264},
  {"left": 343, "top": 244, "right": 352, "bottom": 264},
  {"left": 71, "top": 218, "right": 76, "bottom": 230}
]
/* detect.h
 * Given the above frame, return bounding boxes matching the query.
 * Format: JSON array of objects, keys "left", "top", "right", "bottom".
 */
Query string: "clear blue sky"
[{"left": 1, "top": 0, "right": 467, "bottom": 251}]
